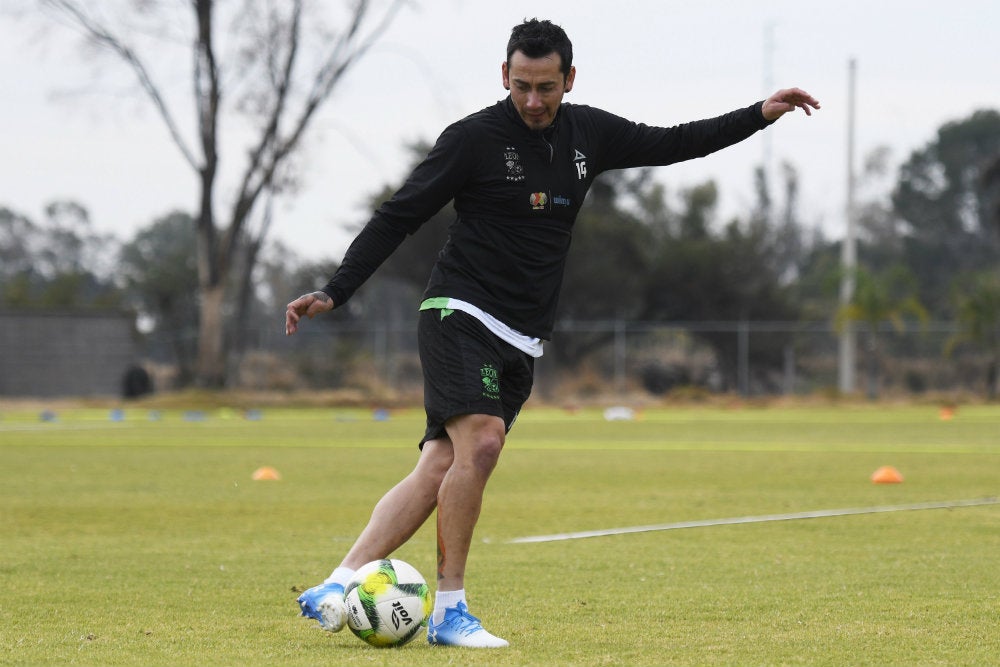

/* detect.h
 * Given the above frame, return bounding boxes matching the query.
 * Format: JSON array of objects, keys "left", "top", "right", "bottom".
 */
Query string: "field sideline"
[{"left": 1, "top": 403, "right": 998, "bottom": 666}]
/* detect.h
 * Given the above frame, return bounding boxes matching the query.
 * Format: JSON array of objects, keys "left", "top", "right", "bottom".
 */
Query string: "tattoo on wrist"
[{"left": 310, "top": 291, "right": 332, "bottom": 304}]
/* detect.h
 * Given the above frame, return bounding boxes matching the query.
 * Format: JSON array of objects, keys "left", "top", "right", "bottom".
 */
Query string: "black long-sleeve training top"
[{"left": 322, "top": 97, "right": 773, "bottom": 340}]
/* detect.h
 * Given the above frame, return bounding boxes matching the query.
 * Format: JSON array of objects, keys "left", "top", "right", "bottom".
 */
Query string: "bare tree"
[{"left": 39, "top": 0, "right": 406, "bottom": 386}]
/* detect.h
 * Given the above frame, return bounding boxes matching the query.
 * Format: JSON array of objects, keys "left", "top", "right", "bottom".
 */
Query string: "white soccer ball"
[{"left": 344, "top": 559, "right": 431, "bottom": 648}]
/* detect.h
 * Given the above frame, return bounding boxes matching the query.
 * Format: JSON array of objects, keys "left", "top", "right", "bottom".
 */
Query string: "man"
[{"left": 285, "top": 18, "right": 819, "bottom": 648}]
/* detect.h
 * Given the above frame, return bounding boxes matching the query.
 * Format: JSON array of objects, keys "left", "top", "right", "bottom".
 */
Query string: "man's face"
[{"left": 502, "top": 50, "right": 575, "bottom": 131}]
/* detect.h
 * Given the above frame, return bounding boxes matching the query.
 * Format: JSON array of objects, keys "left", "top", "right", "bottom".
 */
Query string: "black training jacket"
[{"left": 322, "top": 97, "right": 773, "bottom": 340}]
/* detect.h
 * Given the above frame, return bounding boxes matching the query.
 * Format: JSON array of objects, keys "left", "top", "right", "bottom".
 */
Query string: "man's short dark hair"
[{"left": 506, "top": 18, "right": 573, "bottom": 78}]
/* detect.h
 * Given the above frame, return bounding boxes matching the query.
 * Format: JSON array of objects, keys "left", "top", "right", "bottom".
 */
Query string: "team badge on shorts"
[{"left": 480, "top": 363, "right": 500, "bottom": 400}]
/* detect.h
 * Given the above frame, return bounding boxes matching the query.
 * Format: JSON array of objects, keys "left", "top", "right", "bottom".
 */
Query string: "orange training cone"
[
  {"left": 871, "top": 465, "right": 903, "bottom": 484},
  {"left": 252, "top": 466, "right": 282, "bottom": 481}
]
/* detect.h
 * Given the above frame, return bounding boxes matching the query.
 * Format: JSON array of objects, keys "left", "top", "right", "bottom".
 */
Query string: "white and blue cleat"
[
  {"left": 296, "top": 582, "right": 347, "bottom": 633},
  {"left": 427, "top": 601, "right": 509, "bottom": 648}
]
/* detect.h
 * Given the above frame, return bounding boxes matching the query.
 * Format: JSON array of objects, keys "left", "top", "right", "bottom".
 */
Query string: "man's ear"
[
  {"left": 501, "top": 61, "right": 510, "bottom": 90},
  {"left": 564, "top": 65, "right": 576, "bottom": 93}
]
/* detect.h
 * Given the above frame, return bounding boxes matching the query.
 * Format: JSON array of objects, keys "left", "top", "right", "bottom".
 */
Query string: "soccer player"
[{"left": 285, "top": 18, "right": 819, "bottom": 648}]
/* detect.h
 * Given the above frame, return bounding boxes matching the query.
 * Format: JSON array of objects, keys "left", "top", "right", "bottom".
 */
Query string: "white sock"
[
  {"left": 323, "top": 566, "right": 356, "bottom": 588},
  {"left": 432, "top": 589, "right": 466, "bottom": 624}
]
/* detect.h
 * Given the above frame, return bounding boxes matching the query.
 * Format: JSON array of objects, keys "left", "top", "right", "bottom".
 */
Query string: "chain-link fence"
[
  {"left": 226, "top": 319, "right": 991, "bottom": 401},
  {"left": 3, "top": 311, "right": 989, "bottom": 400}
]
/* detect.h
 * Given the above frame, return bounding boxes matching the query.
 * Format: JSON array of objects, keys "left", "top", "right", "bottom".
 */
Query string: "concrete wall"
[{"left": 0, "top": 310, "right": 138, "bottom": 397}]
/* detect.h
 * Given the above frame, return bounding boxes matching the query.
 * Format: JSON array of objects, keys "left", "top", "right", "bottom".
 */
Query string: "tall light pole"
[{"left": 838, "top": 58, "right": 858, "bottom": 394}]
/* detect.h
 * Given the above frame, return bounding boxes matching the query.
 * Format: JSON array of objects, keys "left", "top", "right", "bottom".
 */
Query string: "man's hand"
[
  {"left": 285, "top": 291, "right": 334, "bottom": 335},
  {"left": 762, "top": 87, "right": 821, "bottom": 121}
]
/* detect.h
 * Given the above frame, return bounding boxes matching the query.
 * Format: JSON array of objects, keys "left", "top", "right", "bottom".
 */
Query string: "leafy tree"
[
  {"left": 640, "top": 175, "right": 802, "bottom": 392},
  {"left": 854, "top": 146, "right": 906, "bottom": 265},
  {"left": 0, "top": 202, "right": 121, "bottom": 309},
  {"left": 119, "top": 212, "right": 200, "bottom": 384},
  {"left": 892, "top": 109, "right": 1000, "bottom": 317},
  {"left": 40, "top": 0, "right": 406, "bottom": 386},
  {"left": 758, "top": 162, "right": 807, "bottom": 285},
  {"left": 0, "top": 208, "right": 40, "bottom": 307},
  {"left": 645, "top": 224, "right": 800, "bottom": 391},
  {"left": 984, "top": 153, "right": 1000, "bottom": 234},
  {"left": 555, "top": 170, "right": 658, "bottom": 366},
  {"left": 834, "top": 265, "right": 928, "bottom": 399},
  {"left": 945, "top": 271, "right": 1000, "bottom": 400},
  {"left": 793, "top": 147, "right": 901, "bottom": 323}
]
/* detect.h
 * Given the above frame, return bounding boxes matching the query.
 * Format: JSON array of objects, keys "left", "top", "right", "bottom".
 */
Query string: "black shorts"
[{"left": 418, "top": 308, "right": 535, "bottom": 447}]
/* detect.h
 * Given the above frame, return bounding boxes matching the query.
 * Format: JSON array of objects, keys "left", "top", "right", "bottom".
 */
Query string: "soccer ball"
[{"left": 344, "top": 559, "right": 432, "bottom": 648}]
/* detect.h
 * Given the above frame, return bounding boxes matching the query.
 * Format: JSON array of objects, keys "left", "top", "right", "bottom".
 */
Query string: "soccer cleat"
[
  {"left": 427, "top": 601, "right": 509, "bottom": 648},
  {"left": 297, "top": 582, "right": 347, "bottom": 633}
]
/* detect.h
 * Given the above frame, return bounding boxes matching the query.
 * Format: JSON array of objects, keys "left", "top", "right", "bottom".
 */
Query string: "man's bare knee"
[
  {"left": 417, "top": 438, "right": 454, "bottom": 486},
  {"left": 446, "top": 414, "right": 505, "bottom": 475}
]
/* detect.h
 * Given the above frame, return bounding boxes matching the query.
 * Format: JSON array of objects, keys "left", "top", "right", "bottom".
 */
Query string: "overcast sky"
[{"left": 2, "top": 0, "right": 998, "bottom": 260}]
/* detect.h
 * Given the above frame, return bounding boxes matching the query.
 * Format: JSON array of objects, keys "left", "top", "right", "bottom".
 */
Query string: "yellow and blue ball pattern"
[{"left": 344, "top": 559, "right": 431, "bottom": 648}]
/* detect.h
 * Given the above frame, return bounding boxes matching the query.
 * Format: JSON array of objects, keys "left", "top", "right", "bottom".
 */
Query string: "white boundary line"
[{"left": 507, "top": 497, "right": 999, "bottom": 544}]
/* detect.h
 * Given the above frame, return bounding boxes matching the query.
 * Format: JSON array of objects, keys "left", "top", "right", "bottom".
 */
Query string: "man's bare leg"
[
  {"left": 427, "top": 413, "right": 509, "bottom": 647},
  {"left": 435, "top": 413, "right": 505, "bottom": 589},
  {"left": 297, "top": 438, "right": 453, "bottom": 632},
  {"left": 340, "top": 438, "right": 454, "bottom": 569}
]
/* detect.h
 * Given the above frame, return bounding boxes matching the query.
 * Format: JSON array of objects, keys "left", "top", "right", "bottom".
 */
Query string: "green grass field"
[{"left": 1, "top": 403, "right": 998, "bottom": 666}]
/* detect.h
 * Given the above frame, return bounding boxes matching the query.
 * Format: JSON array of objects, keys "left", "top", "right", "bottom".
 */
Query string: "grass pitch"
[{"left": 1, "top": 403, "right": 997, "bottom": 666}]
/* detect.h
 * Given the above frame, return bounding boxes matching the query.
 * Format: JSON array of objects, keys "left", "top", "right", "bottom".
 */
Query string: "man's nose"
[{"left": 525, "top": 91, "right": 543, "bottom": 109}]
